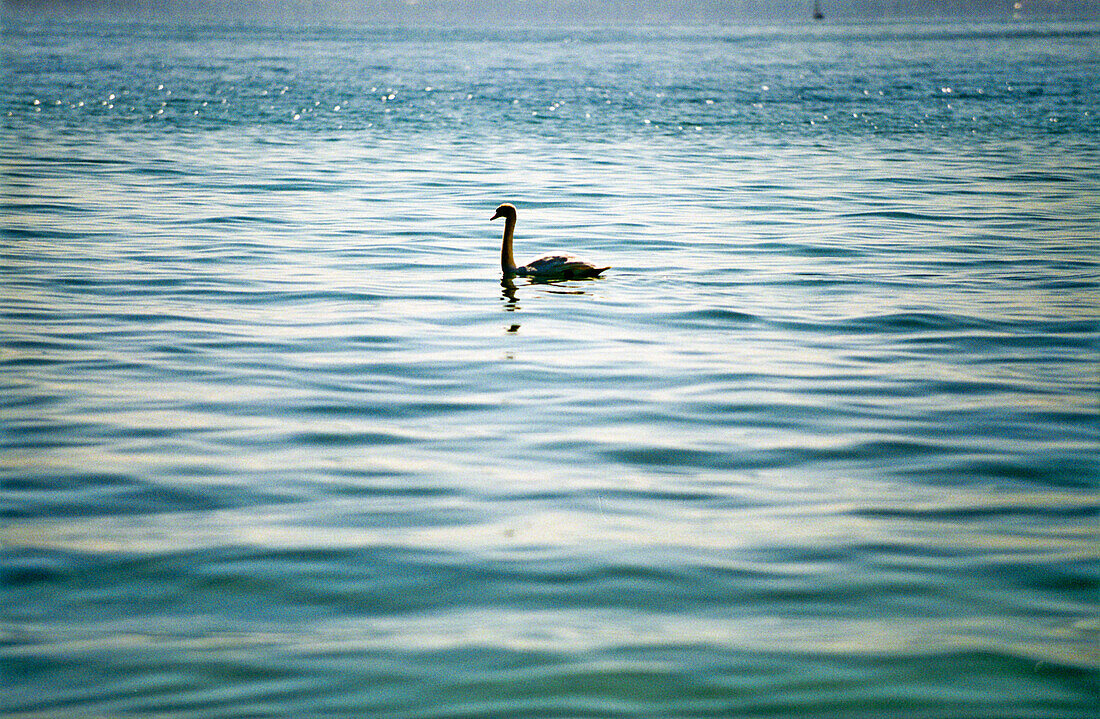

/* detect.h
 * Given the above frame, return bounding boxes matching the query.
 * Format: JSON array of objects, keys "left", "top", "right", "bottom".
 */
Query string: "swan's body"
[{"left": 491, "top": 203, "right": 608, "bottom": 280}]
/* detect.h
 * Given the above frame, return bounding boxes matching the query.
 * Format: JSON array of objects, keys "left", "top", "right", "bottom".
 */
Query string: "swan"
[{"left": 491, "top": 203, "right": 609, "bottom": 280}]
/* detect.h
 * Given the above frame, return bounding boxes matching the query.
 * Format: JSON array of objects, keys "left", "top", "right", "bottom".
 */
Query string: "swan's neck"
[{"left": 500, "top": 216, "right": 517, "bottom": 275}]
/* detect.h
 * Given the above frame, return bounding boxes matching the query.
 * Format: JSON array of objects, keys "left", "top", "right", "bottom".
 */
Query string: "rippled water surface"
[{"left": 3, "top": 17, "right": 1099, "bottom": 718}]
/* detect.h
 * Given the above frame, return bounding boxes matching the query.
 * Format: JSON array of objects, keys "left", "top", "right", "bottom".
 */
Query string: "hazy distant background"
[{"left": 6, "top": 0, "right": 1100, "bottom": 25}]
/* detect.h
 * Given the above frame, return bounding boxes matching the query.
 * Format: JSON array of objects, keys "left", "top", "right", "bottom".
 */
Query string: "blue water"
[{"left": 3, "top": 16, "right": 1099, "bottom": 718}]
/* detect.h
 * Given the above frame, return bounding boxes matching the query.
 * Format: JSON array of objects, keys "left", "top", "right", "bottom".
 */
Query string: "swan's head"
[{"left": 491, "top": 203, "right": 517, "bottom": 221}]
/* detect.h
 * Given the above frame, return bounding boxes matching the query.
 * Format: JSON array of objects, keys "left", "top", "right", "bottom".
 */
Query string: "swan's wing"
[
  {"left": 519, "top": 255, "right": 609, "bottom": 279},
  {"left": 523, "top": 255, "right": 576, "bottom": 273}
]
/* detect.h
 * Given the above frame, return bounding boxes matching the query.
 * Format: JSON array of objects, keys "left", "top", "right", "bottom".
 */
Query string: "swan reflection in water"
[
  {"left": 500, "top": 277, "right": 593, "bottom": 334},
  {"left": 501, "top": 277, "right": 521, "bottom": 311},
  {"left": 501, "top": 276, "right": 590, "bottom": 308}
]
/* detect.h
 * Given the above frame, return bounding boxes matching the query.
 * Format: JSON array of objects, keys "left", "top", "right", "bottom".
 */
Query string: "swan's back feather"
[{"left": 518, "top": 255, "right": 609, "bottom": 279}]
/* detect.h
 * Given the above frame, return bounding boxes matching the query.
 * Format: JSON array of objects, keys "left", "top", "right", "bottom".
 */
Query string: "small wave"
[
  {"left": 665, "top": 308, "right": 763, "bottom": 328},
  {"left": 2, "top": 226, "right": 107, "bottom": 240},
  {"left": 3, "top": 201, "right": 94, "bottom": 215},
  {"left": 601, "top": 445, "right": 731, "bottom": 469},
  {"left": 743, "top": 241, "right": 867, "bottom": 258},
  {"left": 837, "top": 210, "right": 959, "bottom": 222},
  {"left": 774, "top": 311, "right": 996, "bottom": 336},
  {"left": 850, "top": 495, "right": 1099, "bottom": 522},
  {"left": 838, "top": 311, "right": 994, "bottom": 333},
  {"left": 1003, "top": 170, "right": 1080, "bottom": 184},
  {"left": 289, "top": 430, "right": 415, "bottom": 448},
  {"left": 908, "top": 457, "right": 1100, "bottom": 488},
  {"left": 0, "top": 471, "right": 230, "bottom": 519},
  {"left": 188, "top": 214, "right": 291, "bottom": 226}
]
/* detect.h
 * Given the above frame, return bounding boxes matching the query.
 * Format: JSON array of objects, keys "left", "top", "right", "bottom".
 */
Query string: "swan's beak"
[{"left": 490, "top": 210, "right": 503, "bottom": 221}]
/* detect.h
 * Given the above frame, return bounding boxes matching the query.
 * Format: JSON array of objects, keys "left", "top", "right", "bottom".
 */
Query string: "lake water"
[{"left": 3, "top": 16, "right": 1099, "bottom": 718}]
